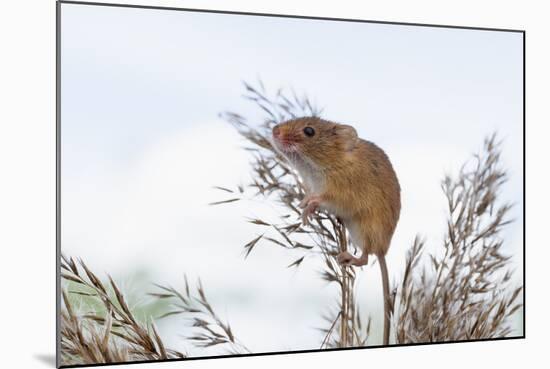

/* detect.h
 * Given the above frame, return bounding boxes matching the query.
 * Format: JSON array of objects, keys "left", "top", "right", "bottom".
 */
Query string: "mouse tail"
[{"left": 377, "top": 253, "right": 391, "bottom": 346}]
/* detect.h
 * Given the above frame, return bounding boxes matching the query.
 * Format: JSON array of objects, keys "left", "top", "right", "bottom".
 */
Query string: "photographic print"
[{"left": 57, "top": 1, "right": 525, "bottom": 367}]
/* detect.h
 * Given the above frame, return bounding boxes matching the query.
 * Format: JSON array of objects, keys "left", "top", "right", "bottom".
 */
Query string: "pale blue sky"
[{"left": 61, "top": 3, "right": 523, "bottom": 354}]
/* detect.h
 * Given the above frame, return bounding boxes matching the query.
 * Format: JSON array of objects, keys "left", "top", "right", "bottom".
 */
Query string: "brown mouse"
[{"left": 271, "top": 116, "right": 401, "bottom": 346}]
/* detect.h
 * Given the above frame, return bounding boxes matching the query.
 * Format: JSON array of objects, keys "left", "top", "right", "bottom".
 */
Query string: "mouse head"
[{"left": 271, "top": 117, "right": 358, "bottom": 169}]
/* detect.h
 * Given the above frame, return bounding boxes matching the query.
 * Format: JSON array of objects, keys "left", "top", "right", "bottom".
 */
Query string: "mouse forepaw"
[
  {"left": 301, "top": 206, "right": 315, "bottom": 226},
  {"left": 299, "top": 194, "right": 321, "bottom": 209},
  {"left": 300, "top": 196, "right": 321, "bottom": 226}
]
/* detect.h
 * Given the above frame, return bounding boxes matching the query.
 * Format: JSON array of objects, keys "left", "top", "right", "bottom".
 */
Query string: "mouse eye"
[{"left": 303, "top": 127, "right": 315, "bottom": 137}]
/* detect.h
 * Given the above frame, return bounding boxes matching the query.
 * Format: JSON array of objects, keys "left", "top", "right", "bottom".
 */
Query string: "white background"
[
  {"left": 58, "top": 1, "right": 524, "bottom": 353},
  {"left": 0, "top": 0, "right": 548, "bottom": 368}
]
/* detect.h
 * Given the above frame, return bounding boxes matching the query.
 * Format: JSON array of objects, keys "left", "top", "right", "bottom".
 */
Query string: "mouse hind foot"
[{"left": 336, "top": 251, "right": 369, "bottom": 267}]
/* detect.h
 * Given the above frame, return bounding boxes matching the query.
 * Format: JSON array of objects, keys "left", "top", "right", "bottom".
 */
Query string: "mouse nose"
[{"left": 272, "top": 126, "right": 281, "bottom": 139}]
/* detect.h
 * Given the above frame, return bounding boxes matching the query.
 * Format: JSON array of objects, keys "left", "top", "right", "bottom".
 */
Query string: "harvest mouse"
[{"left": 271, "top": 116, "right": 401, "bottom": 345}]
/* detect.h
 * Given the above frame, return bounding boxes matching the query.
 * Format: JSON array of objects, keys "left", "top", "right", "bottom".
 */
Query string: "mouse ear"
[{"left": 333, "top": 124, "right": 358, "bottom": 151}]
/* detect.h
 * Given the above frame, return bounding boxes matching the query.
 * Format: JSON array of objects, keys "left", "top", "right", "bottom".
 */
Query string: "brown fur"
[
  {"left": 272, "top": 116, "right": 401, "bottom": 346},
  {"left": 272, "top": 116, "right": 401, "bottom": 256}
]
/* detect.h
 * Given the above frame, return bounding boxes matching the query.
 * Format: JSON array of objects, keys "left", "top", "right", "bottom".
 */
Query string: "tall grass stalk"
[{"left": 216, "top": 81, "right": 378, "bottom": 347}]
